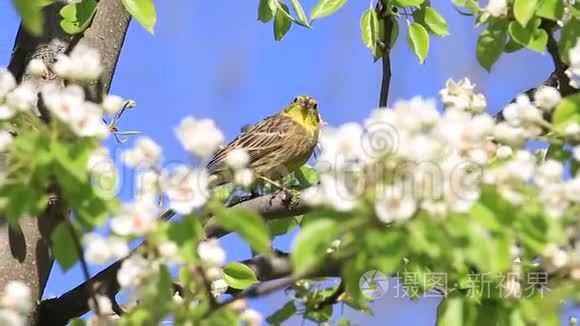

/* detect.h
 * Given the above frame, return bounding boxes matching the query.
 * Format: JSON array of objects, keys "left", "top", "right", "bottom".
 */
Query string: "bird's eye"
[
  {"left": 313, "top": 103, "right": 318, "bottom": 110},
  {"left": 293, "top": 97, "right": 299, "bottom": 103}
]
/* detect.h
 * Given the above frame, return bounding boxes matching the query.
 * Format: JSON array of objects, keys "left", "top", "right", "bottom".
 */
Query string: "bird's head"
[{"left": 282, "top": 95, "right": 321, "bottom": 134}]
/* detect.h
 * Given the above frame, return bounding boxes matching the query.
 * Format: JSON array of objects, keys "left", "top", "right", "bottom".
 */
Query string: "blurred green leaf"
[
  {"left": 59, "top": 0, "right": 97, "bottom": 34},
  {"left": 268, "top": 215, "right": 302, "bottom": 236},
  {"left": 274, "top": 2, "right": 292, "bottom": 41},
  {"left": 414, "top": 7, "right": 449, "bottom": 37},
  {"left": 213, "top": 206, "right": 271, "bottom": 253},
  {"left": 558, "top": 17, "right": 580, "bottom": 64},
  {"left": 290, "top": 0, "right": 310, "bottom": 27},
  {"left": 295, "top": 164, "right": 319, "bottom": 187},
  {"left": 393, "top": 0, "right": 424, "bottom": 7},
  {"left": 266, "top": 301, "right": 296, "bottom": 325},
  {"left": 553, "top": 93, "right": 580, "bottom": 132},
  {"left": 223, "top": 262, "right": 259, "bottom": 289},
  {"left": 305, "top": 304, "right": 332, "bottom": 322},
  {"left": 291, "top": 218, "right": 338, "bottom": 275},
  {"left": 258, "top": 0, "right": 275, "bottom": 22},
  {"left": 507, "top": 19, "right": 547, "bottom": 53},
  {"left": 476, "top": 19, "right": 508, "bottom": 71},
  {"left": 122, "top": 0, "right": 156, "bottom": 34},
  {"left": 310, "top": 0, "right": 347, "bottom": 21},
  {"left": 51, "top": 222, "right": 79, "bottom": 271},
  {"left": 504, "top": 37, "right": 525, "bottom": 53},
  {"left": 536, "top": 0, "right": 564, "bottom": 21},
  {"left": 407, "top": 22, "right": 429, "bottom": 63},
  {"left": 12, "top": 0, "right": 50, "bottom": 36},
  {"left": 514, "top": 0, "right": 539, "bottom": 27}
]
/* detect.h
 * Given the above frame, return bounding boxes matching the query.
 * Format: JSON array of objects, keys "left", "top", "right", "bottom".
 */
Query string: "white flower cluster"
[
  {"left": 485, "top": 0, "right": 508, "bottom": 17},
  {"left": 439, "top": 78, "right": 487, "bottom": 113},
  {"left": 226, "top": 149, "right": 254, "bottom": 187},
  {"left": 0, "top": 68, "right": 36, "bottom": 120},
  {"left": 53, "top": 43, "right": 103, "bottom": 81},
  {"left": 0, "top": 281, "right": 31, "bottom": 326},
  {"left": 197, "top": 239, "right": 228, "bottom": 297}
]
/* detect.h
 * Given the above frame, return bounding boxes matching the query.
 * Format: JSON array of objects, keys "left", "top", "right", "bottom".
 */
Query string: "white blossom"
[
  {"left": 122, "top": 136, "right": 162, "bottom": 168},
  {"left": 102, "top": 95, "right": 124, "bottom": 115},
  {"left": 565, "top": 122, "right": 580, "bottom": 137},
  {"left": 535, "top": 160, "right": 564, "bottom": 186},
  {"left": 53, "top": 43, "right": 103, "bottom": 81},
  {"left": 375, "top": 185, "right": 417, "bottom": 223},
  {"left": 84, "top": 233, "right": 112, "bottom": 264},
  {"left": 160, "top": 165, "right": 209, "bottom": 214},
  {"left": 573, "top": 145, "right": 580, "bottom": 161},
  {"left": 206, "top": 267, "right": 224, "bottom": 282},
  {"left": 111, "top": 199, "right": 160, "bottom": 236},
  {"left": 318, "top": 122, "right": 366, "bottom": 168},
  {"left": 88, "top": 295, "right": 113, "bottom": 315},
  {"left": 0, "top": 131, "right": 13, "bottom": 152},
  {"left": 210, "top": 279, "right": 228, "bottom": 297},
  {"left": 503, "top": 95, "right": 543, "bottom": 130},
  {"left": 26, "top": 59, "right": 47, "bottom": 77},
  {"left": 439, "top": 78, "right": 486, "bottom": 112},
  {"left": 175, "top": 116, "right": 224, "bottom": 157},
  {"left": 158, "top": 241, "right": 181, "bottom": 264},
  {"left": 135, "top": 169, "right": 160, "bottom": 200},
  {"left": 495, "top": 145, "right": 512, "bottom": 159},
  {"left": 566, "top": 38, "right": 580, "bottom": 88},
  {"left": 1, "top": 281, "right": 31, "bottom": 313},
  {"left": 0, "top": 69, "right": 16, "bottom": 99},
  {"left": 5, "top": 82, "right": 37, "bottom": 112},
  {"left": 0, "top": 310, "right": 24, "bottom": 326},
  {"left": 225, "top": 148, "right": 250, "bottom": 169},
  {"left": 234, "top": 168, "right": 254, "bottom": 187},
  {"left": 534, "top": 86, "right": 561, "bottom": 111},
  {"left": 0, "top": 105, "right": 15, "bottom": 120},
  {"left": 198, "top": 239, "right": 225, "bottom": 268},
  {"left": 117, "top": 255, "right": 151, "bottom": 288},
  {"left": 485, "top": 0, "right": 508, "bottom": 17},
  {"left": 241, "top": 309, "right": 262, "bottom": 326}
]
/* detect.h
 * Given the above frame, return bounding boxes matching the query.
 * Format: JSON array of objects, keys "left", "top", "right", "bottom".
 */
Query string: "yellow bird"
[{"left": 207, "top": 96, "right": 321, "bottom": 186}]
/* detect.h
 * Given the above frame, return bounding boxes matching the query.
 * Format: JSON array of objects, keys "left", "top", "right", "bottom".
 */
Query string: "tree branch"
[
  {"left": 378, "top": 2, "right": 394, "bottom": 107},
  {"left": 37, "top": 193, "right": 311, "bottom": 324}
]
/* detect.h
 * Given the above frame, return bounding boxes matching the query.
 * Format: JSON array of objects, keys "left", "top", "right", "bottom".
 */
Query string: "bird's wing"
[{"left": 206, "top": 115, "right": 292, "bottom": 175}]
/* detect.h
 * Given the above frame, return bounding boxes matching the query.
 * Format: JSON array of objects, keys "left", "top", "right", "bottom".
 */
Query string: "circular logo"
[{"left": 359, "top": 270, "right": 389, "bottom": 300}]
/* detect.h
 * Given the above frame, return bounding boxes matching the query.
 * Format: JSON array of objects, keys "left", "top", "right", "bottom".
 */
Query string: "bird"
[{"left": 206, "top": 95, "right": 321, "bottom": 187}]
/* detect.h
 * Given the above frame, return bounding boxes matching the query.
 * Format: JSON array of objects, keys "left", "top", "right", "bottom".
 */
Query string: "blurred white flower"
[
  {"left": 54, "top": 43, "right": 103, "bottom": 81},
  {"left": 84, "top": 233, "right": 112, "bottom": 264},
  {"left": 210, "top": 279, "right": 228, "bottom": 298},
  {"left": 534, "top": 86, "right": 561, "bottom": 111},
  {"left": 0, "top": 309, "right": 24, "bottom": 326},
  {"left": 5, "top": 81, "right": 37, "bottom": 112},
  {"left": 206, "top": 267, "right": 224, "bottom": 282},
  {"left": 0, "top": 131, "right": 13, "bottom": 152},
  {"left": 42, "top": 84, "right": 84, "bottom": 122},
  {"left": 440, "top": 78, "right": 486, "bottom": 112},
  {"left": 241, "top": 309, "right": 262, "bottom": 326},
  {"left": 566, "top": 38, "right": 580, "bottom": 88},
  {"left": 0, "top": 69, "right": 16, "bottom": 99},
  {"left": 198, "top": 239, "right": 225, "bottom": 268},
  {"left": 175, "top": 116, "right": 224, "bottom": 157},
  {"left": 117, "top": 255, "right": 150, "bottom": 288},
  {"left": 318, "top": 123, "right": 366, "bottom": 168},
  {"left": 543, "top": 244, "right": 569, "bottom": 269},
  {"left": 493, "top": 122, "right": 527, "bottom": 146},
  {"left": 26, "top": 59, "right": 46, "bottom": 77},
  {"left": 158, "top": 241, "right": 181, "bottom": 264},
  {"left": 1, "top": 281, "right": 31, "bottom": 313},
  {"left": 485, "top": 0, "right": 508, "bottom": 16},
  {"left": 122, "top": 136, "right": 162, "bottom": 168},
  {"left": 375, "top": 185, "right": 417, "bottom": 223},
  {"left": 102, "top": 95, "right": 124, "bottom": 115},
  {"left": 573, "top": 145, "right": 580, "bottom": 161},
  {"left": 135, "top": 169, "right": 160, "bottom": 200},
  {"left": 160, "top": 165, "right": 209, "bottom": 214},
  {"left": 539, "top": 183, "right": 569, "bottom": 218},
  {"left": 108, "top": 236, "right": 130, "bottom": 259},
  {"left": 0, "top": 105, "right": 15, "bottom": 120},
  {"left": 503, "top": 95, "right": 543, "bottom": 130},
  {"left": 565, "top": 122, "right": 580, "bottom": 137},
  {"left": 535, "top": 160, "right": 564, "bottom": 186},
  {"left": 234, "top": 168, "right": 254, "bottom": 187},
  {"left": 495, "top": 145, "right": 512, "bottom": 159},
  {"left": 111, "top": 199, "right": 160, "bottom": 236},
  {"left": 88, "top": 295, "right": 113, "bottom": 315},
  {"left": 565, "top": 176, "right": 580, "bottom": 202},
  {"left": 225, "top": 148, "right": 249, "bottom": 169},
  {"left": 69, "top": 102, "right": 109, "bottom": 139}
]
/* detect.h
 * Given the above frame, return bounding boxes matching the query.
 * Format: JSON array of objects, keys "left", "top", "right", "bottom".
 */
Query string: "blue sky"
[{"left": 0, "top": 0, "right": 577, "bottom": 324}]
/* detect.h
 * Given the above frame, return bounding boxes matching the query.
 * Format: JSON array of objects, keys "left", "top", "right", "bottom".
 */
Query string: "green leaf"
[
  {"left": 514, "top": 0, "right": 539, "bottom": 27},
  {"left": 504, "top": 37, "right": 525, "bottom": 53},
  {"left": 360, "top": 9, "right": 384, "bottom": 58},
  {"left": 59, "top": 0, "right": 97, "bottom": 34},
  {"left": 310, "top": 0, "right": 347, "bottom": 21},
  {"left": 469, "top": 202, "right": 502, "bottom": 231},
  {"left": 552, "top": 93, "right": 580, "bottom": 131},
  {"left": 305, "top": 304, "right": 332, "bottom": 322},
  {"left": 291, "top": 219, "right": 338, "bottom": 275},
  {"left": 223, "top": 262, "right": 259, "bottom": 289},
  {"left": 390, "top": 19, "right": 400, "bottom": 48},
  {"left": 213, "top": 207, "right": 271, "bottom": 253},
  {"left": 290, "top": 0, "right": 310, "bottom": 27},
  {"left": 423, "top": 7, "right": 449, "bottom": 37},
  {"left": 51, "top": 223, "right": 79, "bottom": 271},
  {"left": 536, "top": 0, "right": 564, "bottom": 21},
  {"left": 121, "top": 0, "right": 157, "bottom": 34},
  {"left": 558, "top": 17, "right": 580, "bottom": 64},
  {"left": 364, "top": 229, "right": 405, "bottom": 274},
  {"left": 0, "top": 185, "right": 48, "bottom": 225},
  {"left": 476, "top": 19, "right": 508, "bottom": 71},
  {"left": 437, "top": 297, "right": 477, "bottom": 325},
  {"left": 393, "top": 0, "right": 424, "bottom": 7},
  {"left": 12, "top": 0, "right": 47, "bottom": 36},
  {"left": 258, "top": 0, "right": 275, "bottom": 22},
  {"left": 266, "top": 301, "right": 297, "bottom": 325},
  {"left": 274, "top": 2, "right": 292, "bottom": 41},
  {"left": 295, "top": 165, "right": 319, "bottom": 187},
  {"left": 407, "top": 22, "right": 429, "bottom": 63},
  {"left": 268, "top": 215, "right": 302, "bottom": 236},
  {"left": 508, "top": 19, "right": 548, "bottom": 53}
]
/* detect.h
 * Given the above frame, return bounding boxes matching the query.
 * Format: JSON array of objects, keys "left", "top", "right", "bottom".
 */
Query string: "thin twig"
[
  {"left": 378, "top": 1, "right": 394, "bottom": 107},
  {"left": 64, "top": 220, "right": 100, "bottom": 315}
]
